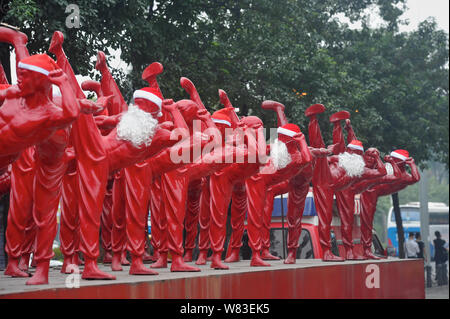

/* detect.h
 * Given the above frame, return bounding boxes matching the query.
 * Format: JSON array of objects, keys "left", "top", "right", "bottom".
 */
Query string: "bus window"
[
  {"left": 430, "top": 213, "right": 449, "bottom": 225},
  {"left": 390, "top": 207, "right": 420, "bottom": 223}
]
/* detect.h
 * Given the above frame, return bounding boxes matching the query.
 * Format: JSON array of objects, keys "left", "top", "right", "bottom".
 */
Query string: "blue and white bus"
[{"left": 387, "top": 202, "right": 449, "bottom": 258}]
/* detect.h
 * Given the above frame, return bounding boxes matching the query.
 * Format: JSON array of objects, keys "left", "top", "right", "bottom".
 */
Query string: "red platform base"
[{"left": 0, "top": 258, "right": 424, "bottom": 299}]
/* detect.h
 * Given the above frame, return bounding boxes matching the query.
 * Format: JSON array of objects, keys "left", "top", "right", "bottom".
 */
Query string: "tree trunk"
[{"left": 391, "top": 192, "right": 405, "bottom": 258}]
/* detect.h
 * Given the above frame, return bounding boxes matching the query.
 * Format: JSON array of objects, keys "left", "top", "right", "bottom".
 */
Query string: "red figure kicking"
[
  {"left": 359, "top": 149, "right": 420, "bottom": 258},
  {"left": 306, "top": 104, "right": 388, "bottom": 261}
]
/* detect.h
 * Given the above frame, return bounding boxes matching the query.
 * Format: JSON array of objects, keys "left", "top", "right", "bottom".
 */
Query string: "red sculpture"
[{"left": 306, "top": 104, "right": 388, "bottom": 261}]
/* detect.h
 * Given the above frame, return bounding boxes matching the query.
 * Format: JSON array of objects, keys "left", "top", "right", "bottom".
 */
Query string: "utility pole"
[{"left": 419, "top": 168, "right": 432, "bottom": 287}]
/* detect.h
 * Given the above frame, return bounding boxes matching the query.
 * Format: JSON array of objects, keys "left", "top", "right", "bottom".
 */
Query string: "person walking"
[{"left": 433, "top": 231, "right": 448, "bottom": 286}]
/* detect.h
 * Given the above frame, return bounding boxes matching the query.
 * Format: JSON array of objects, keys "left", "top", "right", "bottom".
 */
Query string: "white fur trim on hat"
[
  {"left": 347, "top": 143, "right": 364, "bottom": 152},
  {"left": 133, "top": 90, "right": 163, "bottom": 107},
  {"left": 390, "top": 151, "right": 407, "bottom": 161},
  {"left": 277, "top": 127, "right": 296, "bottom": 137},
  {"left": 212, "top": 118, "right": 231, "bottom": 127},
  {"left": 18, "top": 62, "right": 50, "bottom": 76}
]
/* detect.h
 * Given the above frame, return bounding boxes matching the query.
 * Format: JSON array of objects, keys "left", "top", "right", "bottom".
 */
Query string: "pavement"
[{"left": 425, "top": 285, "right": 449, "bottom": 299}]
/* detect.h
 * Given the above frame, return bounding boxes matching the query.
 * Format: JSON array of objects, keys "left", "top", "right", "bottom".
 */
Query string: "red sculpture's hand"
[
  {"left": 79, "top": 99, "right": 104, "bottom": 114},
  {"left": 384, "top": 155, "right": 394, "bottom": 163},
  {"left": 309, "top": 147, "right": 331, "bottom": 158},
  {"left": 405, "top": 157, "right": 415, "bottom": 165},
  {"left": 344, "top": 119, "right": 352, "bottom": 131},
  {"left": 48, "top": 69, "right": 69, "bottom": 86}
]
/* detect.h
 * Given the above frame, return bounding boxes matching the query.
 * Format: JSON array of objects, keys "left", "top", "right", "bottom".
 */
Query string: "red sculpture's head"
[
  {"left": 133, "top": 87, "right": 163, "bottom": 118},
  {"left": 211, "top": 108, "right": 232, "bottom": 137},
  {"left": 346, "top": 140, "right": 364, "bottom": 156},
  {"left": 363, "top": 147, "right": 380, "bottom": 168},
  {"left": 277, "top": 123, "right": 302, "bottom": 145},
  {"left": 390, "top": 149, "right": 409, "bottom": 168},
  {"left": 17, "top": 54, "right": 58, "bottom": 96}
]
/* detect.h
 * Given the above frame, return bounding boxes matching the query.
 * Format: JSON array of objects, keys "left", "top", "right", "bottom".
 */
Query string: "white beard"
[
  {"left": 117, "top": 104, "right": 158, "bottom": 148},
  {"left": 338, "top": 152, "right": 365, "bottom": 177},
  {"left": 385, "top": 162, "right": 394, "bottom": 176},
  {"left": 270, "top": 139, "right": 292, "bottom": 170}
]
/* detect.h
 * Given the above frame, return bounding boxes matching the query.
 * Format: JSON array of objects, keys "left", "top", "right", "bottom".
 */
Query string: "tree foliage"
[{"left": 1, "top": 0, "right": 448, "bottom": 166}]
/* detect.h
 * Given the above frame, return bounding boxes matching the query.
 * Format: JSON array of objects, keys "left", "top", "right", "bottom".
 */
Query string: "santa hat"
[
  {"left": 390, "top": 149, "right": 409, "bottom": 161},
  {"left": 133, "top": 87, "right": 163, "bottom": 117},
  {"left": 18, "top": 54, "right": 58, "bottom": 76},
  {"left": 277, "top": 123, "right": 301, "bottom": 138},
  {"left": 347, "top": 140, "right": 364, "bottom": 152},
  {"left": 211, "top": 109, "right": 232, "bottom": 127}
]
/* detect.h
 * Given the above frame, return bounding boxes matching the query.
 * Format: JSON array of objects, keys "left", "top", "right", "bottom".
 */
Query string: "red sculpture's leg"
[
  {"left": 313, "top": 184, "right": 344, "bottom": 261},
  {"left": 27, "top": 152, "right": 67, "bottom": 285},
  {"left": 260, "top": 187, "right": 280, "bottom": 260},
  {"left": 196, "top": 177, "right": 211, "bottom": 265},
  {"left": 111, "top": 172, "right": 126, "bottom": 271},
  {"left": 208, "top": 173, "right": 233, "bottom": 270},
  {"left": 335, "top": 191, "right": 365, "bottom": 260},
  {"left": 224, "top": 184, "right": 246, "bottom": 263},
  {"left": 19, "top": 217, "right": 36, "bottom": 271},
  {"left": 360, "top": 192, "right": 382, "bottom": 259},
  {"left": 183, "top": 179, "right": 203, "bottom": 262},
  {"left": 100, "top": 181, "right": 113, "bottom": 264},
  {"left": 162, "top": 171, "right": 200, "bottom": 272},
  {"left": 71, "top": 114, "right": 115, "bottom": 280},
  {"left": 307, "top": 112, "right": 343, "bottom": 261},
  {"left": 60, "top": 171, "right": 78, "bottom": 273},
  {"left": 150, "top": 178, "right": 168, "bottom": 269},
  {"left": 284, "top": 175, "right": 310, "bottom": 264},
  {"left": 245, "top": 176, "right": 271, "bottom": 267},
  {"left": 123, "top": 163, "right": 158, "bottom": 275},
  {"left": 4, "top": 148, "right": 35, "bottom": 277}
]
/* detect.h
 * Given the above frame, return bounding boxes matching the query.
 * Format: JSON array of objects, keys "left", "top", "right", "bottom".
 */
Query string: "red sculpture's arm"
[
  {"left": 360, "top": 153, "right": 387, "bottom": 180},
  {"left": 293, "top": 132, "right": 312, "bottom": 164},
  {"left": 405, "top": 157, "right": 421, "bottom": 184},
  {"left": 48, "top": 70, "right": 80, "bottom": 127}
]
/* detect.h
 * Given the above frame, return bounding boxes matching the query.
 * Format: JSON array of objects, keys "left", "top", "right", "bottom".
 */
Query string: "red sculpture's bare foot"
[
  {"left": 61, "top": 255, "right": 74, "bottom": 274},
  {"left": 151, "top": 252, "right": 168, "bottom": 268},
  {"left": 26, "top": 261, "right": 49, "bottom": 285},
  {"left": 4, "top": 258, "right": 31, "bottom": 277},
  {"left": 150, "top": 250, "right": 160, "bottom": 262},
  {"left": 322, "top": 249, "right": 345, "bottom": 262},
  {"left": 95, "top": 51, "right": 108, "bottom": 73},
  {"left": 345, "top": 247, "right": 367, "bottom": 261},
  {"left": 305, "top": 104, "right": 325, "bottom": 117},
  {"left": 103, "top": 251, "right": 113, "bottom": 264},
  {"left": 171, "top": 254, "right": 201, "bottom": 272},
  {"left": 329, "top": 111, "right": 350, "bottom": 123},
  {"left": 111, "top": 253, "right": 123, "bottom": 271},
  {"left": 142, "top": 250, "right": 153, "bottom": 262},
  {"left": 183, "top": 249, "right": 193, "bottom": 262},
  {"left": 0, "top": 26, "right": 28, "bottom": 47},
  {"left": 195, "top": 250, "right": 208, "bottom": 265},
  {"left": 283, "top": 249, "right": 297, "bottom": 264},
  {"left": 206, "top": 255, "right": 213, "bottom": 261},
  {"left": 73, "top": 253, "right": 84, "bottom": 266},
  {"left": 121, "top": 251, "right": 130, "bottom": 265},
  {"left": 48, "top": 31, "right": 64, "bottom": 56},
  {"left": 129, "top": 256, "right": 159, "bottom": 275},
  {"left": 250, "top": 251, "right": 271, "bottom": 267},
  {"left": 363, "top": 249, "right": 384, "bottom": 260},
  {"left": 261, "top": 249, "right": 281, "bottom": 260},
  {"left": 82, "top": 258, "right": 116, "bottom": 280},
  {"left": 210, "top": 252, "right": 229, "bottom": 270},
  {"left": 19, "top": 253, "right": 30, "bottom": 271},
  {"left": 224, "top": 249, "right": 240, "bottom": 263}
]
